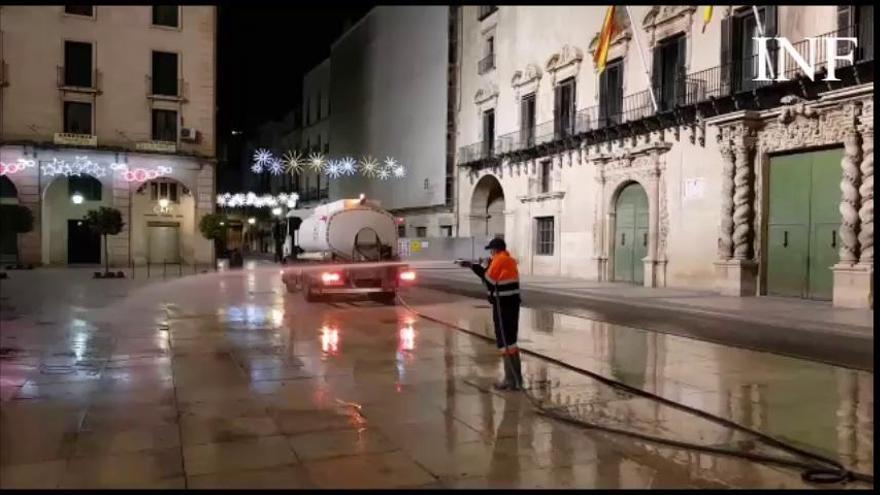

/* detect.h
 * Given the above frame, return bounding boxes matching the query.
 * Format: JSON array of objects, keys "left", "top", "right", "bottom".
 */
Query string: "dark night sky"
[{"left": 217, "top": 5, "right": 373, "bottom": 186}]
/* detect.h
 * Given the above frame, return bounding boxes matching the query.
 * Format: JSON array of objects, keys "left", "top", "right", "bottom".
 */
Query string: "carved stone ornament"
[
  {"left": 511, "top": 64, "right": 542, "bottom": 89},
  {"left": 642, "top": 6, "right": 696, "bottom": 47},
  {"left": 545, "top": 44, "right": 583, "bottom": 84},
  {"left": 588, "top": 15, "right": 632, "bottom": 70},
  {"left": 474, "top": 81, "right": 499, "bottom": 105}
]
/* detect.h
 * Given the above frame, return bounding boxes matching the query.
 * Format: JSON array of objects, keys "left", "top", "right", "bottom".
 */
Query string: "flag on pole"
[
  {"left": 701, "top": 6, "right": 713, "bottom": 33},
  {"left": 594, "top": 6, "right": 618, "bottom": 74}
]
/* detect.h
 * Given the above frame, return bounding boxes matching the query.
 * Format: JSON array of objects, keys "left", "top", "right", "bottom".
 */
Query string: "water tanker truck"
[{"left": 281, "top": 197, "right": 415, "bottom": 303}]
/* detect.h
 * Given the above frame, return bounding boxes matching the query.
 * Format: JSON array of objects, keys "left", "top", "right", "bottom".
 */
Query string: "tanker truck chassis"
[{"left": 280, "top": 198, "right": 415, "bottom": 304}]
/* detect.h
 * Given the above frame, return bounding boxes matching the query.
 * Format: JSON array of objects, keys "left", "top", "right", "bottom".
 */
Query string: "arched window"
[{"left": 68, "top": 175, "right": 102, "bottom": 201}]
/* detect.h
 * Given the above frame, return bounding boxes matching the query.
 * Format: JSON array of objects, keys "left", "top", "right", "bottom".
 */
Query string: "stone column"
[
  {"left": 12, "top": 169, "right": 42, "bottom": 266},
  {"left": 109, "top": 171, "right": 131, "bottom": 268},
  {"left": 194, "top": 163, "right": 215, "bottom": 265},
  {"left": 643, "top": 167, "right": 661, "bottom": 288},
  {"left": 592, "top": 166, "right": 607, "bottom": 281},
  {"left": 718, "top": 146, "right": 735, "bottom": 260},
  {"left": 716, "top": 140, "right": 758, "bottom": 296},
  {"left": 833, "top": 128, "right": 873, "bottom": 308}
]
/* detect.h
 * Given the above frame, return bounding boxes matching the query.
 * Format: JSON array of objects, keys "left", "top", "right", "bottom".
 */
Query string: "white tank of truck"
[{"left": 297, "top": 198, "right": 398, "bottom": 260}]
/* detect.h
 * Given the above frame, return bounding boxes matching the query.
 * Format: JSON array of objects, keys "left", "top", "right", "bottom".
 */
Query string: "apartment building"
[
  {"left": 455, "top": 5, "right": 873, "bottom": 307},
  {"left": 0, "top": 5, "right": 217, "bottom": 267},
  {"left": 299, "top": 58, "right": 330, "bottom": 207}
]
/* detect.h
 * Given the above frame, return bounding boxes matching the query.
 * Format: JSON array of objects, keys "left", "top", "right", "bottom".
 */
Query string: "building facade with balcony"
[
  {"left": 328, "top": 6, "right": 456, "bottom": 238},
  {"left": 0, "top": 5, "right": 217, "bottom": 267},
  {"left": 455, "top": 5, "right": 873, "bottom": 308}
]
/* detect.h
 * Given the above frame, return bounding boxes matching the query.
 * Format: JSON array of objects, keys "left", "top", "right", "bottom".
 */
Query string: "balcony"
[
  {"left": 477, "top": 53, "right": 495, "bottom": 74},
  {"left": 57, "top": 66, "right": 100, "bottom": 93},
  {"left": 146, "top": 75, "right": 186, "bottom": 101},
  {"left": 478, "top": 6, "right": 498, "bottom": 21},
  {"left": 457, "top": 25, "right": 873, "bottom": 167}
]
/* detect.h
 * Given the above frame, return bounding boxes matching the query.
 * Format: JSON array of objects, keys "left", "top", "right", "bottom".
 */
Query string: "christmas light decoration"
[
  {"left": 283, "top": 150, "right": 303, "bottom": 175},
  {"left": 267, "top": 158, "right": 284, "bottom": 176},
  {"left": 253, "top": 148, "right": 273, "bottom": 171},
  {"left": 377, "top": 168, "right": 391, "bottom": 180},
  {"left": 110, "top": 163, "right": 173, "bottom": 183},
  {"left": 339, "top": 157, "right": 357, "bottom": 176},
  {"left": 393, "top": 165, "right": 406, "bottom": 178},
  {"left": 359, "top": 156, "right": 379, "bottom": 178},
  {"left": 308, "top": 152, "right": 325, "bottom": 172},
  {"left": 216, "top": 192, "right": 299, "bottom": 209},
  {"left": 324, "top": 160, "right": 342, "bottom": 179},
  {"left": 383, "top": 156, "right": 398, "bottom": 171},
  {"left": 41, "top": 156, "right": 107, "bottom": 177},
  {"left": 251, "top": 162, "right": 264, "bottom": 174},
  {"left": 0, "top": 159, "right": 36, "bottom": 176}
]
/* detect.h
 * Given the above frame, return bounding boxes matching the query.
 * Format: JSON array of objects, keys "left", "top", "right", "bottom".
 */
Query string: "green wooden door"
[
  {"left": 614, "top": 183, "right": 649, "bottom": 284},
  {"left": 767, "top": 149, "right": 841, "bottom": 300}
]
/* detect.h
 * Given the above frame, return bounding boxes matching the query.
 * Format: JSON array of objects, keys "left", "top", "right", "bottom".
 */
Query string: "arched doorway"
[
  {"left": 1, "top": 176, "right": 20, "bottom": 262},
  {"left": 470, "top": 174, "right": 505, "bottom": 238},
  {"left": 41, "top": 175, "right": 108, "bottom": 265},
  {"left": 132, "top": 178, "right": 196, "bottom": 265},
  {"left": 613, "top": 182, "right": 649, "bottom": 284}
]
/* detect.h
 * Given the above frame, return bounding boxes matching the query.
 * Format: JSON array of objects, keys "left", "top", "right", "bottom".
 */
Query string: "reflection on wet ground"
[{"left": 0, "top": 267, "right": 873, "bottom": 488}]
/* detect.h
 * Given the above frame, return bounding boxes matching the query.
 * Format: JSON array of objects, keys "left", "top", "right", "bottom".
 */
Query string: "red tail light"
[
  {"left": 399, "top": 270, "right": 416, "bottom": 282},
  {"left": 321, "top": 272, "right": 343, "bottom": 285}
]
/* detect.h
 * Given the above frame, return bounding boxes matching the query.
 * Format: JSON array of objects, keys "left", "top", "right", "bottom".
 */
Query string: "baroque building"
[{"left": 454, "top": 5, "right": 873, "bottom": 308}]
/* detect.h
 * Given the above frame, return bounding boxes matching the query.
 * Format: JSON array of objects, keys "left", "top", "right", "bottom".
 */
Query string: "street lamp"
[
  {"left": 272, "top": 207, "right": 283, "bottom": 217},
  {"left": 71, "top": 193, "right": 84, "bottom": 205},
  {"left": 248, "top": 217, "right": 256, "bottom": 225}
]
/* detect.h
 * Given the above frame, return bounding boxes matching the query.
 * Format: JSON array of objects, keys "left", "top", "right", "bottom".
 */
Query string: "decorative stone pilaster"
[
  {"left": 109, "top": 171, "right": 132, "bottom": 268},
  {"left": 718, "top": 145, "right": 735, "bottom": 260},
  {"left": 838, "top": 131, "right": 861, "bottom": 264},
  {"left": 857, "top": 128, "right": 873, "bottom": 264},
  {"left": 732, "top": 142, "right": 754, "bottom": 260},
  {"left": 643, "top": 165, "right": 662, "bottom": 288}
]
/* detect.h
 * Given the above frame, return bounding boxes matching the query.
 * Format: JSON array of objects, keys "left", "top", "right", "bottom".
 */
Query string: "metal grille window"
[
  {"left": 540, "top": 160, "right": 551, "bottom": 193},
  {"left": 63, "top": 101, "right": 92, "bottom": 134},
  {"left": 64, "top": 41, "right": 93, "bottom": 87},
  {"left": 535, "top": 216, "right": 554, "bottom": 255},
  {"left": 152, "top": 51, "right": 178, "bottom": 96},
  {"left": 151, "top": 109, "right": 177, "bottom": 142},
  {"left": 65, "top": 6, "right": 93, "bottom": 16},
  {"left": 150, "top": 181, "right": 179, "bottom": 203},
  {"left": 152, "top": 6, "right": 179, "bottom": 28},
  {"left": 416, "top": 227, "right": 427, "bottom": 238}
]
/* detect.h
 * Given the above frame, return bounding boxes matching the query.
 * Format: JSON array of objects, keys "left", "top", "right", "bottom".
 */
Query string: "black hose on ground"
[{"left": 396, "top": 294, "right": 874, "bottom": 486}]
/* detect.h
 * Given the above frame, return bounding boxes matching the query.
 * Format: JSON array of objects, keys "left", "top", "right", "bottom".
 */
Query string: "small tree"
[
  {"left": 0, "top": 205, "right": 34, "bottom": 266},
  {"left": 199, "top": 213, "right": 228, "bottom": 265},
  {"left": 84, "top": 207, "right": 124, "bottom": 275}
]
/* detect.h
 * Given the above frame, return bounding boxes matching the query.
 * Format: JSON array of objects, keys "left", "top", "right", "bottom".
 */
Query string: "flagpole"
[
  {"left": 624, "top": 6, "right": 659, "bottom": 113},
  {"left": 751, "top": 6, "right": 776, "bottom": 80}
]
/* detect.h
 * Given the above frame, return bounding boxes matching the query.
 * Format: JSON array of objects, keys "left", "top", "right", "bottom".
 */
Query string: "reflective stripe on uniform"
[{"left": 497, "top": 289, "right": 520, "bottom": 296}]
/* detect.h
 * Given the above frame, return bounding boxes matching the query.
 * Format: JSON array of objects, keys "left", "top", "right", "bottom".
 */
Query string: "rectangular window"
[
  {"left": 554, "top": 78, "right": 575, "bottom": 138},
  {"left": 440, "top": 225, "right": 453, "bottom": 237},
  {"left": 63, "top": 101, "right": 92, "bottom": 134},
  {"left": 152, "top": 6, "right": 179, "bottom": 28},
  {"left": 151, "top": 181, "right": 179, "bottom": 203},
  {"left": 152, "top": 109, "right": 177, "bottom": 142},
  {"left": 64, "top": 41, "right": 93, "bottom": 88},
  {"left": 68, "top": 175, "right": 101, "bottom": 201},
  {"left": 416, "top": 227, "right": 427, "bottom": 238},
  {"left": 482, "top": 109, "right": 495, "bottom": 157},
  {"left": 540, "top": 160, "right": 551, "bottom": 193},
  {"left": 478, "top": 36, "right": 495, "bottom": 74},
  {"left": 64, "top": 6, "right": 93, "bottom": 16},
  {"left": 535, "top": 217, "right": 554, "bottom": 256},
  {"left": 724, "top": 7, "right": 775, "bottom": 94},
  {"left": 520, "top": 94, "right": 536, "bottom": 147},
  {"left": 152, "top": 51, "right": 179, "bottom": 96},
  {"left": 652, "top": 34, "right": 686, "bottom": 111},
  {"left": 599, "top": 58, "right": 623, "bottom": 127},
  {"left": 398, "top": 225, "right": 406, "bottom": 238}
]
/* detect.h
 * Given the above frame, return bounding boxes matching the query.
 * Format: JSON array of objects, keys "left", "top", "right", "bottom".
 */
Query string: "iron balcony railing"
[
  {"left": 57, "top": 66, "right": 100, "bottom": 91},
  {"left": 147, "top": 75, "right": 186, "bottom": 99},
  {"left": 457, "top": 25, "right": 873, "bottom": 165},
  {"left": 478, "top": 53, "right": 495, "bottom": 74}
]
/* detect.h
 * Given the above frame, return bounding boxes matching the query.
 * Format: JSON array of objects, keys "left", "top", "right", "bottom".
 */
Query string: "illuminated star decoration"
[
  {"left": 251, "top": 162, "right": 264, "bottom": 174},
  {"left": 324, "top": 160, "right": 342, "bottom": 179},
  {"left": 393, "top": 164, "right": 406, "bottom": 178},
  {"left": 383, "top": 156, "right": 398, "bottom": 172},
  {"left": 267, "top": 158, "right": 284, "bottom": 176},
  {"left": 308, "top": 152, "right": 325, "bottom": 172},
  {"left": 376, "top": 167, "right": 391, "bottom": 180},
  {"left": 253, "top": 148, "right": 273, "bottom": 167},
  {"left": 359, "top": 156, "right": 379, "bottom": 178},
  {"left": 339, "top": 156, "right": 357, "bottom": 176},
  {"left": 283, "top": 150, "right": 303, "bottom": 175}
]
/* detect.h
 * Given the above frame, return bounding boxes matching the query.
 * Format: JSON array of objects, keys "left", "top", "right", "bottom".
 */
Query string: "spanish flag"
[
  {"left": 701, "top": 6, "right": 713, "bottom": 33},
  {"left": 594, "top": 6, "right": 618, "bottom": 75}
]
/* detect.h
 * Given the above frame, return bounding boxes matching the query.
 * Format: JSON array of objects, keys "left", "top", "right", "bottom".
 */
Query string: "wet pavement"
[{"left": 0, "top": 266, "right": 873, "bottom": 488}]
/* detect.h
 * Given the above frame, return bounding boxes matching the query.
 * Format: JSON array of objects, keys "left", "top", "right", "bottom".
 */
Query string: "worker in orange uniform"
[{"left": 462, "top": 237, "right": 523, "bottom": 391}]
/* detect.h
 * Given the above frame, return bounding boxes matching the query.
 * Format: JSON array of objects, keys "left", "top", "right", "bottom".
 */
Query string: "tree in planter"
[
  {"left": 199, "top": 213, "right": 228, "bottom": 268},
  {"left": 0, "top": 204, "right": 34, "bottom": 269},
  {"left": 83, "top": 207, "right": 124, "bottom": 276}
]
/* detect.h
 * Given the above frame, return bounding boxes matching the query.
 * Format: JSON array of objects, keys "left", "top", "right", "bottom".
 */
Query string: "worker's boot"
[
  {"left": 493, "top": 354, "right": 516, "bottom": 391},
  {"left": 509, "top": 351, "right": 523, "bottom": 390}
]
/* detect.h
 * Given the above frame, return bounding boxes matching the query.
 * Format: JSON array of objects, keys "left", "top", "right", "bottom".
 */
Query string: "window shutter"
[
  {"left": 651, "top": 46, "right": 662, "bottom": 109},
  {"left": 763, "top": 5, "right": 778, "bottom": 71},
  {"left": 837, "top": 5, "right": 853, "bottom": 35},
  {"left": 554, "top": 84, "right": 562, "bottom": 137},
  {"left": 599, "top": 71, "right": 609, "bottom": 126},
  {"left": 676, "top": 36, "right": 687, "bottom": 106},
  {"left": 720, "top": 16, "right": 731, "bottom": 96}
]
